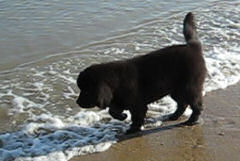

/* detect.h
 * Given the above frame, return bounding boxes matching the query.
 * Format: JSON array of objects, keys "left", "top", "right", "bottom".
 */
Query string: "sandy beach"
[{"left": 70, "top": 82, "right": 240, "bottom": 161}]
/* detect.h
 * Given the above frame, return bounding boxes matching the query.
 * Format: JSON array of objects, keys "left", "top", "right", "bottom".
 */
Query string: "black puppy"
[{"left": 76, "top": 12, "right": 207, "bottom": 134}]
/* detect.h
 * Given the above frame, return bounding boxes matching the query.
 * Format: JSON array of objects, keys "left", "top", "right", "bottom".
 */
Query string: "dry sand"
[{"left": 70, "top": 82, "right": 240, "bottom": 161}]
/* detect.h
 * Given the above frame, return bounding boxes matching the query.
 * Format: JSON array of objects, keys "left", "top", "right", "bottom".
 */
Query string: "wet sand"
[{"left": 70, "top": 82, "right": 240, "bottom": 161}]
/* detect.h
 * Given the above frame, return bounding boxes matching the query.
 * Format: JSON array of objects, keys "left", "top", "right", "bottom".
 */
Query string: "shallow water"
[
  {"left": 0, "top": 0, "right": 215, "bottom": 71},
  {"left": 0, "top": 0, "right": 240, "bottom": 161}
]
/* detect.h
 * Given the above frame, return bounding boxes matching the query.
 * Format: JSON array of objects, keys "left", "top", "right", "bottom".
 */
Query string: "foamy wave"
[
  {"left": 0, "top": 110, "right": 128, "bottom": 161},
  {"left": 205, "top": 47, "right": 240, "bottom": 92}
]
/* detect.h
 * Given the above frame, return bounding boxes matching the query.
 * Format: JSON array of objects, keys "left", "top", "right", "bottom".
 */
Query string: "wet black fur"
[{"left": 76, "top": 12, "right": 207, "bottom": 134}]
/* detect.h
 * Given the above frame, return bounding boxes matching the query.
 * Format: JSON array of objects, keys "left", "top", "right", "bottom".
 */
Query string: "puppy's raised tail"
[{"left": 183, "top": 12, "right": 200, "bottom": 44}]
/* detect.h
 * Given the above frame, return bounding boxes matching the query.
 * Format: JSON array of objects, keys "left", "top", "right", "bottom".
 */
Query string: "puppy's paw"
[
  {"left": 167, "top": 114, "right": 180, "bottom": 121},
  {"left": 126, "top": 127, "right": 141, "bottom": 135},
  {"left": 109, "top": 110, "right": 127, "bottom": 121},
  {"left": 117, "top": 113, "right": 128, "bottom": 121},
  {"left": 182, "top": 117, "right": 204, "bottom": 126}
]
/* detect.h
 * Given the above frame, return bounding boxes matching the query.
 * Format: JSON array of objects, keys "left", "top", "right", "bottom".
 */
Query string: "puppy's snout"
[
  {"left": 76, "top": 97, "right": 81, "bottom": 105},
  {"left": 76, "top": 96, "right": 93, "bottom": 108}
]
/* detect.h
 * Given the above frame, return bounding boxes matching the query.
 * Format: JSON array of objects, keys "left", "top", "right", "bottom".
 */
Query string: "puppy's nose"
[{"left": 76, "top": 98, "right": 81, "bottom": 105}]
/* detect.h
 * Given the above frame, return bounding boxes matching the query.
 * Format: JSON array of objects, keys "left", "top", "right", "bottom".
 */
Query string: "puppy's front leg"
[
  {"left": 108, "top": 104, "right": 127, "bottom": 121},
  {"left": 126, "top": 105, "right": 148, "bottom": 134},
  {"left": 109, "top": 109, "right": 127, "bottom": 121}
]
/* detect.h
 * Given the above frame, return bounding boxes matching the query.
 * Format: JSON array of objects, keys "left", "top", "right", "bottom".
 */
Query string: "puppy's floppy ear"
[{"left": 98, "top": 83, "right": 113, "bottom": 108}]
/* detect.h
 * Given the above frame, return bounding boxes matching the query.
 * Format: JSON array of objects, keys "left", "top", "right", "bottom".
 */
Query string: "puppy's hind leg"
[
  {"left": 184, "top": 96, "right": 203, "bottom": 126},
  {"left": 168, "top": 93, "right": 188, "bottom": 121},
  {"left": 168, "top": 103, "right": 188, "bottom": 121}
]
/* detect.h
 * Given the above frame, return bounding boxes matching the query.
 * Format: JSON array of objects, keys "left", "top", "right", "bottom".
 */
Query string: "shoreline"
[{"left": 70, "top": 82, "right": 240, "bottom": 161}]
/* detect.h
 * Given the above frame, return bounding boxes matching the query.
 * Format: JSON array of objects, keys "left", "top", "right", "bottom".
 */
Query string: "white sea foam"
[
  {"left": 0, "top": 110, "right": 126, "bottom": 161},
  {"left": 0, "top": 2, "right": 240, "bottom": 161}
]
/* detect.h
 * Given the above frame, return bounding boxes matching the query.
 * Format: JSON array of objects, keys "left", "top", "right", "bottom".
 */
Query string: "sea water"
[{"left": 0, "top": 1, "right": 240, "bottom": 161}]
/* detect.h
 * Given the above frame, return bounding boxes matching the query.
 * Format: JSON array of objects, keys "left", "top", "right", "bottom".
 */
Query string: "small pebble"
[{"left": 218, "top": 132, "right": 225, "bottom": 136}]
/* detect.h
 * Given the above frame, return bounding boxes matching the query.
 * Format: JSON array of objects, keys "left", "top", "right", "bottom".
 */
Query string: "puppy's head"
[{"left": 76, "top": 66, "right": 113, "bottom": 109}]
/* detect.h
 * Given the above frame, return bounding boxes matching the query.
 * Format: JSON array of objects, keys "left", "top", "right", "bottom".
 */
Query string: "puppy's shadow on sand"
[{"left": 117, "top": 121, "right": 187, "bottom": 142}]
